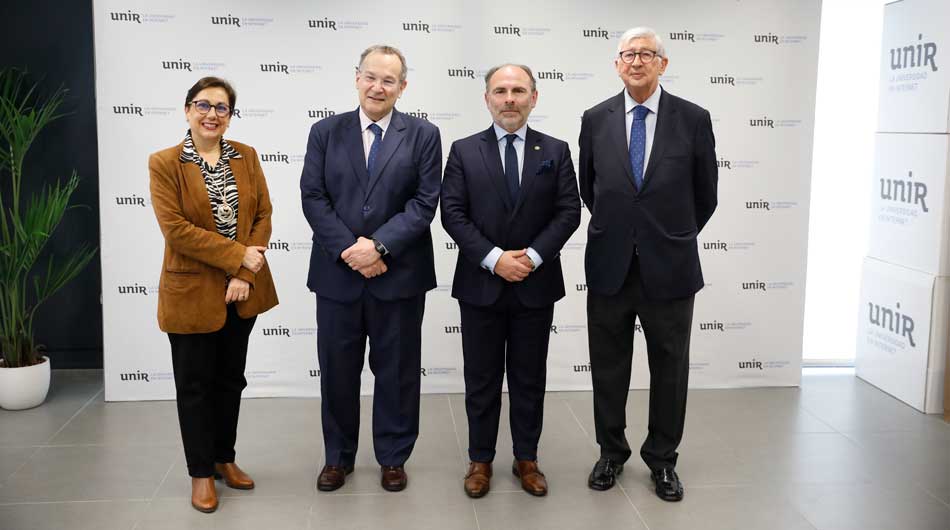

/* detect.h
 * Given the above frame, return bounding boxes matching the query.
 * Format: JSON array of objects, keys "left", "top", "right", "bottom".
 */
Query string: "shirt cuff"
[
  {"left": 480, "top": 247, "right": 504, "bottom": 274},
  {"left": 526, "top": 247, "right": 543, "bottom": 270}
]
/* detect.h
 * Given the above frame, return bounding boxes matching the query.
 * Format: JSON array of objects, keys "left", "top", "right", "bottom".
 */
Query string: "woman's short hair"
[{"left": 184, "top": 77, "right": 237, "bottom": 115}]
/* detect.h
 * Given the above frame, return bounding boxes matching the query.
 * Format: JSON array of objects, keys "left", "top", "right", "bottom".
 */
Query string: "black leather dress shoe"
[
  {"left": 317, "top": 464, "right": 354, "bottom": 492},
  {"left": 651, "top": 467, "right": 684, "bottom": 501},
  {"left": 588, "top": 457, "right": 623, "bottom": 491},
  {"left": 381, "top": 465, "right": 408, "bottom": 492}
]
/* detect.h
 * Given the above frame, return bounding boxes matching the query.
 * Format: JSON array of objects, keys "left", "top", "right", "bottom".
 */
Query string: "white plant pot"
[{"left": 0, "top": 356, "right": 51, "bottom": 410}]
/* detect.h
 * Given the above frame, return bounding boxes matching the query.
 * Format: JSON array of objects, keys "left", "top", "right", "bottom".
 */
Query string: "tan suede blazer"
[{"left": 148, "top": 139, "right": 278, "bottom": 334}]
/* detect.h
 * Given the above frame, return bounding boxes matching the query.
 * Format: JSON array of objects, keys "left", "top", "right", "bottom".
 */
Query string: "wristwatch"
[{"left": 371, "top": 238, "right": 388, "bottom": 256}]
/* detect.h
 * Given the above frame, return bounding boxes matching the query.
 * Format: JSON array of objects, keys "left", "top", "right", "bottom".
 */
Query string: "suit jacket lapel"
[
  {"left": 642, "top": 89, "right": 675, "bottom": 189},
  {"left": 608, "top": 92, "right": 635, "bottom": 187},
  {"left": 342, "top": 111, "right": 369, "bottom": 192},
  {"left": 230, "top": 152, "right": 251, "bottom": 240},
  {"left": 179, "top": 160, "right": 216, "bottom": 230},
  {"left": 511, "top": 127, "right": 543, "bottom": 217},
  {"left": 478, "top": 127, "right": 513, "bottom": 211},
  {"left": 365, "top": 110, "right": 407, "bottom": 196}
]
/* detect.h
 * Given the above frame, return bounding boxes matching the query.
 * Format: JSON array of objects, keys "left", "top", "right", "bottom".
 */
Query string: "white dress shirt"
[
  {"left": 624, "top": 84, "right": 662, "bottom": 179},
  {"left": 359, "top": 108, "right": 393, "bottom": 163},
  {"left": 480, "top": 123, "right": 543, "bottom": 274}
]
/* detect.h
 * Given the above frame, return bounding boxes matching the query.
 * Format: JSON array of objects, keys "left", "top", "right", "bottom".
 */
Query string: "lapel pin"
[{"left": 533, "top": 145, "right": 540, "bottom": 151}]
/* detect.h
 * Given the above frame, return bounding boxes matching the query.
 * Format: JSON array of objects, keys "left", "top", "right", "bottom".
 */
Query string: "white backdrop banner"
[
  {"left": 877, "top": 0, "right": 950, "bottom": 134},
  {"left": 869, "top": 133, "right": 950, "bottom": 276},
  {"left": 94, "top": 0, "right": 820, "bottom": 401},
  {"left": 856, "top": 257, "right": 947, "bottom": 413}
]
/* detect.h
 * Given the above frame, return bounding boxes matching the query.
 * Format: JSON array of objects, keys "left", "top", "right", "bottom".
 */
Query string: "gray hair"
[
  {"left": 358, "top": 45, "right": 408, "bottom": 82},
  {"left": 617, "top": 27, "right": 667, "bottom": 58},
  {"left": 484, "top": 63, "right": 537, "bottom": 92}
]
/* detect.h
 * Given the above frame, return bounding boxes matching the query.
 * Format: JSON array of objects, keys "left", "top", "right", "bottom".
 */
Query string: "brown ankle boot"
[
  {"left": 214, "top": 462, "right": 255, "bottom": 490},
  {"left": 191, "top": 477, "right": 218, "bottom": 513}
]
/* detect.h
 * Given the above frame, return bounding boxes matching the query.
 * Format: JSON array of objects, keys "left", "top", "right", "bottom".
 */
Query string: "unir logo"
[
  {"left": 260, "top": 152, "right": 289, "bottom": 164},
  {"left": 738, "top": 359, "right": 763, "bottom": 370},
  {"left": 868, "top": 301, "right": 916, "bottom": 347},
  {"left": 710, "top": 74, "right": 735, "bottom": 86},
  {"left": 308, "top": 108, "right": 336, "bottom": 119},
  {"left": 268, "top": 240, "right": 290, "bottom": 252},
  {"left": 118, "top": 283, "right": 148, "bottom": 295},
  {"left": 262, "top": 325, "right": 291, "bottom": 337},
  {"left": 582, "top": 27, "right": 609, "bottom": 40},
  {"left": 669, "top": 30, "right": 695, "bottom": 43},
  {"left": 741, "top": 281, "right": 766, "bottom": 291},
  {"left": 880, "top": 171, "right": 928, "bottom": 212},
  {"left": 494, "top": 24, "right": 521, "bottom": 37},
  {"left": 115, "top": 194, "right": 146, "bottom": 207},
  {"left": 260, "top": 61, "right": 289, "bottom": 75},
  {"left": 308, "top": 17, "right": 337, "bottom": 30},
  {"left": 405, "top": 109, "right": 429, "bottom": 121},
  {"left": 890, "top": 34, "right": 938, "bottom": 72},
  {"left": 402, "top": 20, "right": 430, "bottom": 33},
  {"left": 120, "top": 370, "right": 150, "bottom": 381},
  {"left": 448, "top": 66, "right": 475, "bottom": 79},
  {"left": 211, "top": 14, "right": 241, "bottom": 27},
  {"left": 110, "top": 10, "right": 141, "bottom": 23},
  {"left": 161, "top": 59, "right": 192, "bottom": 72},
  {"left": 113, "top": 103, "right": 143, "bottom": 116}
]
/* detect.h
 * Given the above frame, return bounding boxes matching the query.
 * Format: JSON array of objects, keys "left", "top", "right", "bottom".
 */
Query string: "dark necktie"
[
  {"left": 367, "top": 123, "right": 383, "bottom": 175},
  {"left": 504, "top": 133, "right": 519, "bottom": 203},
  {"left": 629, "top": 105, "right": 649, "bottom": 191}
]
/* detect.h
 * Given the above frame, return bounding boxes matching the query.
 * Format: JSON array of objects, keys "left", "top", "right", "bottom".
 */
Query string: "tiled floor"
[{"left": 0, "top": 369, "right": 948, "bottom": 530}]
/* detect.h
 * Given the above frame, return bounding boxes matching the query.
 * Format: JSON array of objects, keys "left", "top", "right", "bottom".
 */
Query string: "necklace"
[{"left": 206, "top": 162, "right": 236, "bottom": 223}]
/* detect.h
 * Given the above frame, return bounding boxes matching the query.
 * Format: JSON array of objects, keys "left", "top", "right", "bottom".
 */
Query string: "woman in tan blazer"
[{"left": 149, "top": 77, "right": 278, "bottom": 514}]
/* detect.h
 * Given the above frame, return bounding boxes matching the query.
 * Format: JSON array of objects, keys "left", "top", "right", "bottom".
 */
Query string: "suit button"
[{"left": 362, "top": 205, "right": 371, "bottom": 212}]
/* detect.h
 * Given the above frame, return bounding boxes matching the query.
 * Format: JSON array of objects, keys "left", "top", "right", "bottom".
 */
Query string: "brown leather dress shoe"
[
  {"left": 317, "top": 464, "right": 353, "bottom": 492},
  {"left": 214, "top": 462, "right": 255, "bottom": 490},
  {"left": 191, "top": 477, "right": 218, "bottom": 513},
  {"left": 512, "top": 459, "right": 548, "bottom": 496},
  {"left": 463, "top": 462, "right": 493, "bottom": 498},
  {"left": 381, "top": 465, "right": 408, "bottom": 492}
]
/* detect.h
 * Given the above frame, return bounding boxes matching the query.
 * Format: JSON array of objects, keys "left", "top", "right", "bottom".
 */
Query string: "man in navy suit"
[
  {"left": 441, "top": 64, "right": 580, "bottom": 498},
  {"left": 300, "top": 45, "right": 442, "bottom": 493},
  {"left": 579, "top": 27, "right": 717, "bottom": 501}
]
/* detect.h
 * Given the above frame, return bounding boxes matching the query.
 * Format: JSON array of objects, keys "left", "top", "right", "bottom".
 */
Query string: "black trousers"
[
  {"left": 316, "top": 292, "right": 425, "bottom": 468},
  {"left": 460, "top": 286, "right": 554, "bottom": 463},
  {"left": 168, "top": 304, "right": 257, "bottom": 478},
  {"left": 587, "top": 255, "right": 694, "bottom": 471}
]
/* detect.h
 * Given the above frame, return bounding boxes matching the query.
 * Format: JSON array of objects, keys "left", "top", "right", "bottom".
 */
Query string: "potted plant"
[{"left": 0, "top": 68, "right": 97, "bottom": 410}]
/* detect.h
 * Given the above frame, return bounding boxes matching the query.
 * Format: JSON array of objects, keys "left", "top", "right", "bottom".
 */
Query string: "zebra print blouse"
[{"left": 179, "top": 130, "right": 241, "bottom": 240}]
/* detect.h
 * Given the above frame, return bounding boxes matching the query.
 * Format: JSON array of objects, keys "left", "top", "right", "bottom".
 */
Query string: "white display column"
[{"left": 857, "top": 0, "right": 950, "bottom": 414}]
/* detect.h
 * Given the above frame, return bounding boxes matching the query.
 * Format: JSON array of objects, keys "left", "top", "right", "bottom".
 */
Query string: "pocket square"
[{"left": 536, "top": 159, "right": 554, "bottom": 174}]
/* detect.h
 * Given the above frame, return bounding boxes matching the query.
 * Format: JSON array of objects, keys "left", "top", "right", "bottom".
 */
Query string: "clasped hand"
[
  {"left": 242, "top": 245, "right": 267, "bottom": 273},
  {"left": 225, "top": 277, "right": 251, "bottom": 303},
  {"left": 494, "top": 249, "right": 534, "bottom": 282},
  {"left": 341, "top": 236, "right": 387, "bottom": 279}
]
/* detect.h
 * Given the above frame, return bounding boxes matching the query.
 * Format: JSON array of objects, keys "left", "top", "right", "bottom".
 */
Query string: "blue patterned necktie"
[
  {"left": 504, "top": 133, "right": 520, "bottom": 202},
  {"left": 367, "top": 123, "right": 383, "bottom": 174},
  {"left": 629, "top": 105, "right": 649, "bottom": 191}
]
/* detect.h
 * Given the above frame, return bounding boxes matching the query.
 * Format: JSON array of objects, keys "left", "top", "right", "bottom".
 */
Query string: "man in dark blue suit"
[
  {"left": 580, "top": 27, "right": 717, "bottom": 501},
  {"left": 441, "top": 64, "right": 580, "bottom": 498},
  {"left": 300, "top": 45, "right": 442, "bottom": 493}
]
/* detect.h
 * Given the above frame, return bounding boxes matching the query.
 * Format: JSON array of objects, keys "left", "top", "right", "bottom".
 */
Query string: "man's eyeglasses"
[
  {"left": 190, "top": 100, "right": 232, "bottom": 117},
  {"left": 618, "top": 49, "right": 660, "bottom": 64}
]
